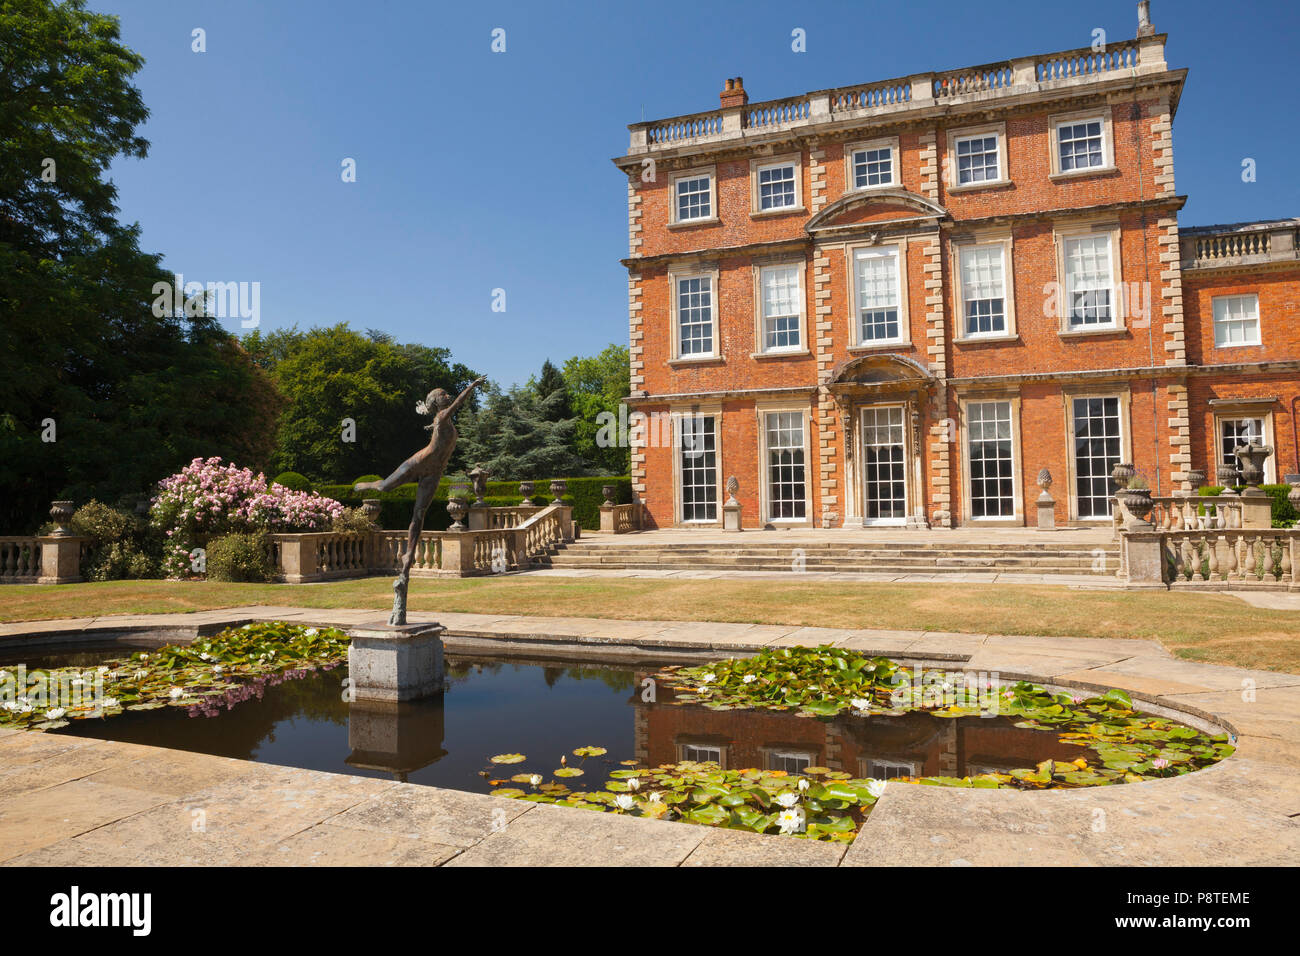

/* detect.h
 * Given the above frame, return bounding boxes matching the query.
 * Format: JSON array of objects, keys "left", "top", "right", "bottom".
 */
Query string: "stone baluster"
[{"left": 1206, "top": 533, "right": 1220, "bottom": 581}]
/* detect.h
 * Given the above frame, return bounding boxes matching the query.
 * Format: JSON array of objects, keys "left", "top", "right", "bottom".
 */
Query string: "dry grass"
[{"left": 2, "top": 576, "right": 1297, "bottom": 673}]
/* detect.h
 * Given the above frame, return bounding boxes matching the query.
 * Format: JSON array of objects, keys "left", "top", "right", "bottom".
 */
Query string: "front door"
[{"left": 861, "top": 405, "right": 908, "bottom": 525}]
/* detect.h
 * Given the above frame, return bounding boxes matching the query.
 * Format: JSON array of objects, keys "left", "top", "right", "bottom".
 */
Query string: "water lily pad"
[
  {"left": 490, "top": 753, "right": 527, "bottom": 764},
  {"left": 553, "top": 767, "right": 584, "bottom": 778},
  {"left": 490, "top": 788, "right": 525, "bottom": 798},
  {"left": 572, "top": 746, "right": 607, "bottom": 757}
]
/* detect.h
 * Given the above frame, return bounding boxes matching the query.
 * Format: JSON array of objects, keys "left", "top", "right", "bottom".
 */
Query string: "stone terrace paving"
[{"left": 1, "top": 606, "right": 1297, "bottom": 866}]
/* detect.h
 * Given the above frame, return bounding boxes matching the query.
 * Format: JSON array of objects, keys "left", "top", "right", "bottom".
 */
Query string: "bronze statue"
[{"left": 356, "top": 376, "right": 487, "bottom": 625}]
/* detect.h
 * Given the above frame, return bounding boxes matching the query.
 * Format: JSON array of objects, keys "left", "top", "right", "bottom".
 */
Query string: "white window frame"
[
  {"left": 677, "top": 739, "right": 728, "bottom": 768},
  {"left": 1063, "top": 390, "right": 1131, "bottom": 522},
  {"left": 859, "top": 403, "right": 911, "bottom": 527},
  {"left": 1054, "top": 223, "right": 1125, "bottom": 335},
  {"left": 757, "top": 404, "right": 812, "bottom": 525},
  {"left": 959, "top": 395, "right": 1023, "bottom": 524},
  {"left": 667, "top": 265, "right": 720, "bottom": 362},
  {"left": 859, "top": 757, "right": 920, "bottom": 780},
  {"left": 844, "top": 136, "right": 899, "bottom": 192},
  {"left": 750, "top": 154, "right": 803, "bottom": 216},
  {"left": 946, "top": 123, "right": 1009, "bottom": 191},
  {"left": 1212, "top": 293, "right": 1262, "bottom": 348},
  {"left": 671, "top": 407, "right": 722, "bottom": 525},
  {"left": 1049, "top": 109, "right": 1115, "bottom": 179},
  {"left": 1215, "top": 412, "right": 1275, "bottom": 484},
  {"left": 669, "top": 166, "right": 717, "bottom": 226},
  {"left": 752, "top": 260, "right": 807, "bottom": 356},
  {"left": 952, "top": 235, "right": 1017, "bottom": 342},
  {"left": 762, "top": 748, "right": 818, "bottom": 773},
  {"left": 847, "top": 242, "right": 909, "bottom": 349}
]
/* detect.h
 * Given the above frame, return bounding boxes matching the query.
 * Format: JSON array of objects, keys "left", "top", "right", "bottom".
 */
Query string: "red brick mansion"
[{"left": 612, "top": 3, "right": 1299, "bottom": 530}]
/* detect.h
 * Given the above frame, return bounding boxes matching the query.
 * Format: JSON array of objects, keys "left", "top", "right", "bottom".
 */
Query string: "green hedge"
[
  {"left": 316, "top": 476, "right": 631, "bottom": 530},
  {"left": 1198, "top": 484, "right": 1297, "bottom": 528},
  {"left": 272, "top": 471, "right": 312, "bottom": 491}
]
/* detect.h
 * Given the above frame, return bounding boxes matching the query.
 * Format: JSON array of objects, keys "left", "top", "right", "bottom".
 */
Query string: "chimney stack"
[
  {"left": 719, "top": 77, "right": 748, "bottom": 109},
  {"left": 1136, "top": 1, "right": 1155, "bottom": 37}
]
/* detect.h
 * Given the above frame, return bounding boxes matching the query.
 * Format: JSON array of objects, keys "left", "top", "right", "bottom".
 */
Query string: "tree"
[
  {"left": 457, "top": 382, "right": 590, "bottom": 481},
  {"left": 563, "top": 344, "right": 630, "bottom": 475},
  {"left": 253, "top": 323, "right": 478, "bottom": 482},
  {"left": 531, "top": 358, "right": 571, "bottom": 421},
  {"left": 0, "top": 1, "right": 280, "bottom": 531}
]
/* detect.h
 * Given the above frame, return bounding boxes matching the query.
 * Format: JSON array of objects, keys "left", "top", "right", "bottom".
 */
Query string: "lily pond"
[{"left": 0, "top": 623, "right": 1235, "bottom": 843}]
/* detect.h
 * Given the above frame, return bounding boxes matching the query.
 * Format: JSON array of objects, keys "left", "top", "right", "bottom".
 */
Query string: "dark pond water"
[{"left": 6, "top": 643, "right": 1098, "bottom": 793}]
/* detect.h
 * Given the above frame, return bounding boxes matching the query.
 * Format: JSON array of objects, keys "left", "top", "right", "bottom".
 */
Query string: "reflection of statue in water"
[{"left": 357, "top": 376, "right": 486, "bottom": 625}]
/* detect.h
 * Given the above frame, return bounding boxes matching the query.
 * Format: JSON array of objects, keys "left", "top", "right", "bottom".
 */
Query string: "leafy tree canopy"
[{"left": 563, "top": 344, "right": 630, "bottom": 475}]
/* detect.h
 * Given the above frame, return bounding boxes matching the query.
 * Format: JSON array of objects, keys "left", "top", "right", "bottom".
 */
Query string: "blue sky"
[{"left": 98, "top": 0, "right": 1299, "bottom": 387}]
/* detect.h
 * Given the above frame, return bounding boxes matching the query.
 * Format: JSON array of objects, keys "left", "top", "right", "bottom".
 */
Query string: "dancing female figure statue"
[{"left": 357, "top": 376, "right": 486, "bottom": 625}]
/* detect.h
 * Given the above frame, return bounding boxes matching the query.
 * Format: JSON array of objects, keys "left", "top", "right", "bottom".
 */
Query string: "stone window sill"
[
  {"left": 1058, "top": 325, "right": 1127, "bottom": 339},
  {"left": 1049, "top": 165, "right": 1118, "bottom": 182},
  {"left": 668, "top": 216, "right": 720, "bottom": 229},
  {"left": 668, "top": 355, "right": 724, "bottom": 367},
  {"left": 946, "top": 179, "right": 1013, "bottom": 194},
  {"left": 848, "top": 341, "right": 911, "bottom": 353},
  {"left": 750, "top": 348, "right": 811, "bottom": 359},
  {"left": 955, "top": 333, "right": 1020, "bottom": 346}
]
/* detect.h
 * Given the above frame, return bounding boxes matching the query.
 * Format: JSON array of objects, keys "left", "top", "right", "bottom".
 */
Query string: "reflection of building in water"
[
  {"left": 634, "top": 677, "right": 1080, "bottom": 778},
  {"left": 346, "top": 695, "right": 448, "bottom": 782}
]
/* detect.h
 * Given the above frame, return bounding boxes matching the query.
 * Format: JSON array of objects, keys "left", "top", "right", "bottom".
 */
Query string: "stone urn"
[
  {"left": 549, "top": 479, "right": 567, "bottom": 504},
  {"left": 601, "top": 483, "right": 617, "bottom": 507},
  {"left": 48, "top": 500, "right": 76, "bottom": 536},
  {"left": 361, "top": 499, "right": 382, "bottom": 527},
  {"left": 1117, "top": 487, "right": 1155, "bottom": 527},
  {"left": 1110, "top": 462, "right": 1135, "bottom": 490},
  {"left": 725, "top": 475, "right": 740, "bottom": 506},
  {"left": 1289, "top": 482, "right": 1300, "bottom": 511},
  {"left": 468, "top": 465, "right": 489, "bottom": 506},
  {"left": 1234, "top": 443, "right": 1273, "bottom": 490},
  {"left": 1216, "top": 464, "right": 1241, "bottom": 493},
  {"left": 446, "top": 496, "right": 469, "bottom": 531},
  {"left": 518, "top": 480, "right": 535, "bottom": 505},
  {"left": 1036, "top": 468, "right": 1053, "bottom": 493},
  {"left": 1185, "top": 468, "right": 1206, "bottom": 493}
]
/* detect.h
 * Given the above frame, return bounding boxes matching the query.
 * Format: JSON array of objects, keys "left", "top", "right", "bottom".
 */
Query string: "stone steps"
[{"left": 539, "top": 540, "right": 1118, "bottom": 575}]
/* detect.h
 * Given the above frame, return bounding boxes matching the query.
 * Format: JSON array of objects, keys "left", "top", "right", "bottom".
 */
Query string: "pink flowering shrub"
[{"left": 151, "top": 457, "right": 344, "bottom": 578}]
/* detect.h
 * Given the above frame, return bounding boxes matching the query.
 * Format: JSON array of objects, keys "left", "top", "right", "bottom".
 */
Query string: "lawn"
[{"left": 2, "top": 575, "right": 1298, "bottom": 673}]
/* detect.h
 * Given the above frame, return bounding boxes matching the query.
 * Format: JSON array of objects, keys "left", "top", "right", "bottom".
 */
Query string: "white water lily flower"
[
  {"left": 700, "top": 673, "right": 716, "bottom": 683},
  {"left": 627, "top": 777, "right": 640, "bottom": 791},
  {"left": 648, "top": 791, "right": 662, "bottom": 803},
  {"left": 199, "top": 653, "right": 211, "bottom": 661},
  {"left": 46, "top": 707, "right": 65, "bottom": 720},
  {"left": 866, "top": 779, "right": 887, "bottom": 798},
  {"left": 613, "top": 794, "right": 635, "bottom": 811},
  {"left": 528, "top": 774, "right": 542, "bottom": 787},
  {"left": 775, "top": 791, "right": 799, "bottom": 809},
  {"left": 168, "top": 687, "right": 183, "bottom": 699},
  {"left": 776, "top": 808, "right": 803, "bottom": 834},
  {"left": 97, "top": 665, "right": 110, "bottom": 674},
  {"left": 102, "top": 698, "right": 119, "bottom": 709},
  {"left": 304, "top": 628, "right": 318, "bottom": 636},
  {"left": 797, "top": 778, "right": 811, "bottom": 793},
  {"left": 742, "top": 674, "right": 756, "bottom": 684},
  {"left": 134, "top": 670, "right": 148, "bottom": 680},
  {"left": 851, "top": 697, "right": 871, "bottom": 711}
]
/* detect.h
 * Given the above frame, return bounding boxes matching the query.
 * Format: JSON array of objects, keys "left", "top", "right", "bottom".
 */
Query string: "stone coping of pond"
[{"left": 0, "top": 606, "right": 1298, "bottom": 866}]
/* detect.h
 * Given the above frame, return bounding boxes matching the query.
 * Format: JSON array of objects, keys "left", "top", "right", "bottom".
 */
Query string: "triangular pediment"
[{"left": 806, "top": 189, "right": 948, "bottom": 236}]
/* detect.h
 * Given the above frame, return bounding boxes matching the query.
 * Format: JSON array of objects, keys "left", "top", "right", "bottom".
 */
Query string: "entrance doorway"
[{"left": 861, "top": 405, "right": 908, "bottom": 525}]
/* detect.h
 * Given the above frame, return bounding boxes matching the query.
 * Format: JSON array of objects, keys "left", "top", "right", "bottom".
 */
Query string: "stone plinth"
[
  {"left": 1240, "top": 489, "right": 1273, "bottom": 530},
  {"left": 346, "top": 695, "right": 448, "bottom": 778},
  {"left": 347, "top": 622, "right": 445, "bottom": 702},
  {"left": 1122, "top": 530, "right": 1167, "bottom": 589},
  {"left": 723, "top": 500, "right": 742, "bottom": 532},
  {"left": 1035, "top": 492, "right": 1055, "bottom": 531},
  {"left": 37, "top": 535, "right": 86, "bottom": 585}
]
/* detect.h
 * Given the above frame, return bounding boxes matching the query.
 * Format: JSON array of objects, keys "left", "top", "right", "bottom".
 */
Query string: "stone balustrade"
[
  {"left": 599, "top": 502, "right": 643, "bottom": 534},
  {"left": 1120, "top": 527, "right": 1299, "bottom": 590},
  {"left": 1180, "top": 220, "right": 1299, "bottom": 271},
  {"left": 628, "top": 36, "right": 1160, "bottom": 154},
  {"left": 273, "top": 504, "right": 573, "bottom": 582}
]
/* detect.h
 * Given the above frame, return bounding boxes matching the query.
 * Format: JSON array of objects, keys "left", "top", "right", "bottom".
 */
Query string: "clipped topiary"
[
  {"left": 206, "top": 532, "right": 274, "bottom": 582},
  {"left": 352, "top": 474, "right": 381, "bottom": 486},
  {"left": 272, "top": 471, "right": 312, "bottom": 492}
]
